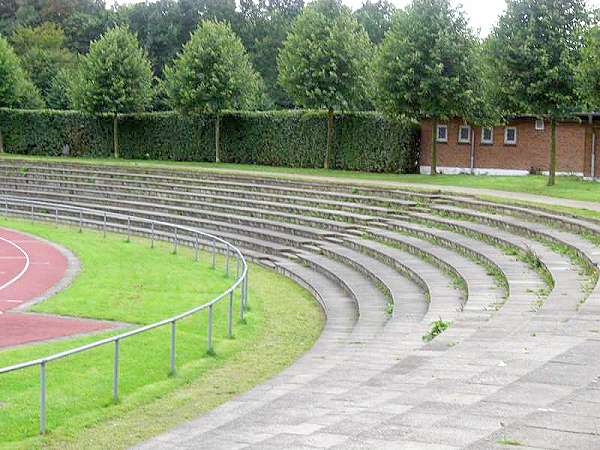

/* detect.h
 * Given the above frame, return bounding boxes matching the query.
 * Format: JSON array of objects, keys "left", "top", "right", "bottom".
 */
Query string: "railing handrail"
[{"left": 0, "top": 195, "right": 249, "bottom": 434}]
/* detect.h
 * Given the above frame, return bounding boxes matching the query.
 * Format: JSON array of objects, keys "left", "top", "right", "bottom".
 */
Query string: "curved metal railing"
[{"left": 0, "top": 195, "right": 249, "bottom": 434}]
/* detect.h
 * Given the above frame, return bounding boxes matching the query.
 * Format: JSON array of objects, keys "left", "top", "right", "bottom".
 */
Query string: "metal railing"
[{"left": 0, "top": 195, "right": 249, "bottom": 435}]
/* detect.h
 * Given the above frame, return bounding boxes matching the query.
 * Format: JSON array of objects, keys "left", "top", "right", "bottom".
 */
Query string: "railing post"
[
  {"left": 173, "top": 227, "right": 178, "bottom": 254},
  {"left": 30, "top": 204, "right": 34, "bottom": 223},
  {"left": 39, "top": 361, "right": 46, "bottom": 435},
  {"left": 194, "top": 234, "right": 199, "bottom": 262},
  {"left": 79, "top": 211, "right": 83, "bottom": 233},
  {"left": 113, "top": 339, "right": 120, "bottom": 403},
  {"left": 103, "top": 212, "right": 107, "bottom": 238},
  {"left": 4, "top": 199, "right": 8, "bottom": 217},
  {"left": 207, "top": 305, "right": 213, "bottom": 354},
  {"left": 150, "top": 222, "right": 155, "bottom": 248},
  {"left": 211, "top": 239, "right": 216, "bottom": 269},
  {"left": 225, "top": 248, "right": 230, "bottom": 277},
  {"left": 244, "top": 271, "right": 249, "bottom": 309},
  {"left": 236, "top": 256, "right": 240, "bottom": 279},
  {"left": 228, "top": 291, "right": 233, "bottom": 338},
  {"left": 55, "top": 208, "right": 58, "bottom": 225},
  {"left": 170, "top": 321, "right": 176, "bottom": 376},
  {"left": 126, "top": 217, "right": 131, "bottom": 242}
]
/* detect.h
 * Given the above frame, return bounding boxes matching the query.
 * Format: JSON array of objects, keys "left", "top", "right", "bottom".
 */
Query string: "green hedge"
[
  {"left": 0, "top": 108, "right": 420, "bottom": 173},
  {"left": 0, "top": 109, "right": 113, "bottom": 157}
]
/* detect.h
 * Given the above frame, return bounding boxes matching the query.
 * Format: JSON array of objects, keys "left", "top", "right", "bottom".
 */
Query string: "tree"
[
  {"left": 354, "top": 0, "right": 395, "bottom": 45},
  {"left": 0, "top": 35, "right": 44, "bottom": 151},
  {"left": 278, "top": 0, "right": 372, "bottom": 169},
  {"left": 485, "top": 0, "right": 588, "bottom": 186},
  {"left": 47, "top": 66, "right": 77, "bottom": 110},
  {"left": 71, "top": 25, "right": 153, "bottom": 158},
  {"left": 575, "top": 26, "right": 600, "bottom": 110},
  {"left": 121, "top": 0, "right": 182, "bottom": 76},
  {"left": 374, "top": 0, "right": 481, "bottom": 176},
  {"left": 163, "top": 20, "right": 263, "bottom": 162},
  {"left": 10, "top": 22, "right": 75, "bottom": 100},
  {"left": 0, "top": 35, "right": 44, "bottom": 109},
  {"left": 238, "top": 0, "right": 304, "bottom": 107}
]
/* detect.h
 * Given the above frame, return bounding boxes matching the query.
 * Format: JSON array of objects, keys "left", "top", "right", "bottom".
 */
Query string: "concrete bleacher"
[{"left": 4, "top": 160, "right": 600, "bottom": 450}]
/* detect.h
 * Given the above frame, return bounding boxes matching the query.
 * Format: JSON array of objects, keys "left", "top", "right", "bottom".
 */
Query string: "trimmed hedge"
[
  {"left": 0, "top": 109, "right": 113, "bottom": 157},
  {"left": 0, "top": 108, "right": 420, "bottom": 173}
]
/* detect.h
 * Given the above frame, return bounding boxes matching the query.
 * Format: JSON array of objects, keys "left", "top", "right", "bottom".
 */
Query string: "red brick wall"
[{"left": 420, "top": 118, "right": 588, "bottom": 174}]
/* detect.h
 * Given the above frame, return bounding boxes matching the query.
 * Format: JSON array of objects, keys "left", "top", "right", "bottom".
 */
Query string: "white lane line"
[{"left": 0, "top": 236, "right": 30, "bottom": 292}]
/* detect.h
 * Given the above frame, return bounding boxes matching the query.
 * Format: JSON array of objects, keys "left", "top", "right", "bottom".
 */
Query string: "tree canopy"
[
  {"left": 163, "top": 20, "right": 262, "bottom": 114},
  {"left": 0, "top": 34, "right": 44, "bottom": 109},
  {"left": 576, "top": 25, "right": 600, "bottom": 110},
  {"left": 354, "top": 0, "right": 395, "bottom": 44},
  {"left": 278, "top": 0, "right": 372, "bottom": 168},
  {"left": 374, "top": 0, "right": 481, "bottom": 174},
  {"left": 10, "top": 22, "right": 75, "bottom": 99},
  {"left": 71, "top": 25, "right": 153, "bottom": 115},
  {"left": 163, "top": 20, "right": 263, "bottom": 162},
  {"left": 278, "top": 0, "right": 372, "bottom": 111},
  {"left": 485, "top": 0, "right": 589, "bottom": 185}
]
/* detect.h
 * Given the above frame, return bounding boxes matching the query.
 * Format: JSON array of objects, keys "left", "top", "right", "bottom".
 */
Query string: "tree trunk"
[
  {"left": 548, "top": 118, "right": 556, "bottom": 186},
  {"left": 431, "top": 118, "right": 438, "bottom": 176},
  {"left": 325, "top": 107, "right": 334, "bottom": 170},
  {"left": 215, "top": 113, "right": 221, "bottom": 163},
  {"left": 113, "top": 114, "right": 119, "bottom": 159}
]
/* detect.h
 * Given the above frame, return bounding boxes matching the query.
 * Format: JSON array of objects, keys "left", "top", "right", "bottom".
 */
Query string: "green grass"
[
  {"left": 0, "top": 219, "right": 323, "bottom": 449},
  {"left": 4, "top": 154, "right": 600, "bottom": 204}
]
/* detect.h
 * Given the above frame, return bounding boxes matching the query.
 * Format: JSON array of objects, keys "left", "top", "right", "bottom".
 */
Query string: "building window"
[
  {"left": 481, "top": 127, "right": 494, "bottom": 144},
  {"left": 436, "top": 124, "right": 448, "bottom": 143},
  {"left": 535, "top": 119, "right": 545, "bottom": 131},
  {"left": 504, "top": 126, "right": 518, "bottom": 145},
  {"left": 458, "top": 125, "right": 471, "bottom": 143}
]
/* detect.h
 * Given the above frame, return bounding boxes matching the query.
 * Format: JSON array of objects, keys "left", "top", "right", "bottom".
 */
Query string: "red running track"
[{"left": 0, "top": 227, "right": 114, "bottom": 349}]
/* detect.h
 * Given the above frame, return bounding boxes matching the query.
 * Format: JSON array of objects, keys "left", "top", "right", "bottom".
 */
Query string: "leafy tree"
[
  {"left": 278, "top": 0, "right": 372, "bottom": 168},
  {"left": 0, "top": 35, "right": 43, "bottom": 108},
  {"left": 163, "top": 20, "right": 263, "bottom": 162},
  {"left": 0, "top": 34, "right": 44, "bottom": 151},
  {"left": 375, "top": 0, "right": 481, "bottom": 175},
  {"left": 0, "top": 0, "right": 110, "bottom": 51},
  {"left": 71, "top": 25, "right": 153, "bottom": 158},
  {"left": 238, "top": 0, "right": 304, "bottom": 107},
  {"left": 575, "top": 26, "right": 600, "bottom": 109},
  {"left": 47, "top": 66, "right": 77, "bottom": 110},
  {"left": 10, "top": 22, "right": 75, "bottom": 100},
  {"left": 485, "top": 0, "right": 589, "bottom": 186},
  {"left": 121, "top": 0, "right": 181, "bottom": 75},
  {"left": 178, "top": 0, "right": 238, "bottom": 46},
  {"left": 354, "top": 0, "right": 395, "bottom": 45}
]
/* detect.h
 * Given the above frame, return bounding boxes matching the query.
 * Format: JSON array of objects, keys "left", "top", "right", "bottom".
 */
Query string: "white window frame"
[
  {"left": 436, "top": 124, "right": 448, "bottom": 143},
  {"left": 504, "top": 126, "right": 518, "bottom": 145},
  {"left": 535, "top": 118, "right": 545, "bottom": 131},
  {"left": 481, "top": 127, "right": 494, "bottom": 144},
  {"left": 458, "top": 125, "right": 471, "bottom": 144}
]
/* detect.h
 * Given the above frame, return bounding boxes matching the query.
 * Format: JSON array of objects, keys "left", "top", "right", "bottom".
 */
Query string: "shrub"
[{"left": 0, "top": 108, "right": 419, "bottom": 173}]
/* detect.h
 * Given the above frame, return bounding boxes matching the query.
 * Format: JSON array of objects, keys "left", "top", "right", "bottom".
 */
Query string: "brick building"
[{"left": 420, "top": 115, "right": 600, "bottom": 179}]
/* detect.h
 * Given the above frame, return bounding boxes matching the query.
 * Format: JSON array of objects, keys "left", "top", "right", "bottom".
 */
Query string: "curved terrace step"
[{"left": 316, "top": 242, "right": 427, "bottom": 322}]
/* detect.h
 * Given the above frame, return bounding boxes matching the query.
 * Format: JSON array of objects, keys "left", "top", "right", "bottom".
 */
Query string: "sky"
[{"left": 107, "top": 0, "right": 600, "bottom": 37}]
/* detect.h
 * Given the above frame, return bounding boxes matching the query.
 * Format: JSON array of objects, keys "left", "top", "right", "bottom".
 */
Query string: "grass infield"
[{"left": 0, "top": 218, "right": 323, "bottom": 449}]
